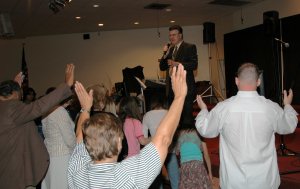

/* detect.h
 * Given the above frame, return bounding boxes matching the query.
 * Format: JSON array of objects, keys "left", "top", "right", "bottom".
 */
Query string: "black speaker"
[
  {"left": 263, "top": 11, "right": 279, "bottom": 36},
  {"left": 203, "top": 22, "right": 215, "bottom": 44},
  {"left": 83, "top": 33, "right": 90, "bottom": 40}
]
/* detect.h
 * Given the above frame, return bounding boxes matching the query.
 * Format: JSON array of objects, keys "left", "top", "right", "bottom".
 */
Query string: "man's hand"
[
  {"left": 167, "top": 60, "right": 180, "bottom": 67},
  {"left": 74, "top": 81, "right": 93, "bottom": 112},
  {"left": 65, "top": 64, "right": 75, "bottom": 87},
  {"left": 14, "top": 72, "right": 24, "bottom": 87},
  {"left": 171, "top": 64, "right": 187, "bottom": 100},
  {"left": 196, "top": 95, "right": 207, "bottom": 110},
  {"left": 163, "top": 44, "right": 170, "bottom": 52},
  {"left": 283, "top": 89, "right": 293, "bottom": 106}
]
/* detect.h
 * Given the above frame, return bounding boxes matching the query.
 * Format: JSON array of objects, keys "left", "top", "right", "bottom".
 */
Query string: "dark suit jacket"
[
  {"left": 160, "top": 41, "right": 198, "bottom": 98},
  {"left": 0, "top": 83, "right": 72, "bottom": 189},
  {"left": 160, "top": 41, "right": 198, "bottom": 126}
]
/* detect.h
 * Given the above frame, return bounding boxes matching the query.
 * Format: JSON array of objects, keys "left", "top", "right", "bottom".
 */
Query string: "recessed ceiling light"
[
  {"left": 93, "top": 4, "right": 99, "bottom": 8},
  {"left": 134, "top": 22, "right": 139, "bottom": 25},
  {"left": 166, "top": 8, "right": 172, "bottom": 12},
  {"left": 75, "top": 16, "right": 81, "bottom": 19},
  {"left": 98, "top": 23, "right": 104, "bottom": 27},
  {"left": 170, "top": 20, "right": 175, "bottom": 23}
]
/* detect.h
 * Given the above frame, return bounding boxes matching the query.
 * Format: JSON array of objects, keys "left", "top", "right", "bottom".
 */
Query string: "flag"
[{"left": 21, "top": 45, "right": 29, "bottom": 89}]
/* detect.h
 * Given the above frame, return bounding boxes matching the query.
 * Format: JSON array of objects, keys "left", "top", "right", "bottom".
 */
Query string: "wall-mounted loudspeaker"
[
  {"left": 0, "top": 13, "right": 15, "bottom": 37},
  {"left": 83, "top": 33, "right": 90, "bottom": 40},
  {"left": 263, "top": 10, "right": 279, "bottom": 37},
  {"left": 203, "top": 22, "right": 215, "bottom": 44}
]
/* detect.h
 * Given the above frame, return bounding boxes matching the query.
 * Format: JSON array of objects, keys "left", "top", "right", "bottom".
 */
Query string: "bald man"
[{"left": 195, "top": 63, "right": 298, "bottom": 189}]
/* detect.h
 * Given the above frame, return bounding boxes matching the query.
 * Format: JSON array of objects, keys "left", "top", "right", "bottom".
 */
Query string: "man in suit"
[
  {"left": 0, "top": 64, "right": 74, "bottom": 189},
  {"left": 160, "top": 25, "right": 198, "bottom": 126}
]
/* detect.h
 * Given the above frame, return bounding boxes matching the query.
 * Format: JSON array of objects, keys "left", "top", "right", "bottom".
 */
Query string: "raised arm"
[
  {"left": 152, "top": 64, "right": 187, "bottom": 163},
  {"left": 276, "top": 89, "right": 298, "bottom": 134},
  {"left": 14, "top": 72, "right": 24, "bottom": 87},
  {"left": 74, "top": 81, "right": 93, "bottom": 143},
  {"left": 14, "top": 64, "right": 74, "bottom": 124}
]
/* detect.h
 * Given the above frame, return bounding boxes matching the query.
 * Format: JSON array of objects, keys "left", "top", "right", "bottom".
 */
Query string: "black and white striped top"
[{"left": 68, "top": 142, "right": 161, "bottom": 189}]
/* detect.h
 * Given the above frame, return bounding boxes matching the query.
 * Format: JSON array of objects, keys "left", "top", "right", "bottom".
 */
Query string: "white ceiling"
[{"left": 0, "top": 0, "right": 265, "bottom": 39}]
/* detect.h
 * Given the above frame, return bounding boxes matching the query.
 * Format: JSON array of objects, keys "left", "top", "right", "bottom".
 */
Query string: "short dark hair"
[
  {"left": 0, "top": 80, "right": 21, "bottom": 97},
  {"left": 169, "top": 25, "right": 183, "bottom": 34}
]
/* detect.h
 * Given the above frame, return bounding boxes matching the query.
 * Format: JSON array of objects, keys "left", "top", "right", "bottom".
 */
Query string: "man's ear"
[
  {"left": 256, "top": 78, "right": 261, "bottom": 87},
  {"left": 235, "top": 77, "right": 239, "bottom": 86}
]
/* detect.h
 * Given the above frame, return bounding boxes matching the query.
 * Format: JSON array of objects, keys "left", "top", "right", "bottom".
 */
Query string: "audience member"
[
  {"left": 175, "top": 125, "right": 213, "bottom": 189},
  {"left": 119, "top": 96, "right": 151, "bottom": 158},
  {"left": 87, "top": 84, "right": 108, "bottom": 114},
  {"left": 0, "top": 64, "right": 74, "bottom": 189},
  {"left": 41, "top": 87, "right": 76, "bottom": 189},
  {"left": 143, "top": 96, "right": 179, "bottom": 189},
  {"left": 23, "top": 87, "right": 37, "bottom": 104},
  {"left": 195, "top": 63, "right": 298, "bottom": 189},
  {"left": 67, "top": 64, "right": 187, "bottom": 188}
]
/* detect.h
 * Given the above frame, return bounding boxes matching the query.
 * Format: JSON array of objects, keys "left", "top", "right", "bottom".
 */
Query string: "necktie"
[{"left": 172, "top": 46, "right": 178, "bottom": 60}]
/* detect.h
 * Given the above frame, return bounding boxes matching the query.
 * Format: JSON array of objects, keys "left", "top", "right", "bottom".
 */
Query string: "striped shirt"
[{"left": 68, "top": 142, "right": 161, "bottom": 189}]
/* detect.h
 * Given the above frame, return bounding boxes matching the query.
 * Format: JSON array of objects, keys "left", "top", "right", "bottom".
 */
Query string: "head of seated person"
[
  {"left": 0, "top": 80, "right": 22, "bottom": 101},
  {"left": 83, "top": 112, "right": 124, "bottom": 163}
]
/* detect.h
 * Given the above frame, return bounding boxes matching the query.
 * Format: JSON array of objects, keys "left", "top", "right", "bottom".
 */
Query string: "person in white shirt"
[{"left": 195, "top": 63, "right": 298, "bottom": 189}]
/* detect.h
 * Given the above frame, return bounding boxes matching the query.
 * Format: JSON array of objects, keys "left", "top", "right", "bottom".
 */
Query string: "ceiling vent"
[
  {"left": 144, "top": 3, "right": 171, "bottom": 10},
  {"left": 209, "top": 0, "right": 251, "bottom": 6}
]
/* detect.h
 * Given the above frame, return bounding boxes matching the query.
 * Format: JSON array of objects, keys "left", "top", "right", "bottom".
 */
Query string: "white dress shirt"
[{"left": 195, "top": 91, "right": 298, "bottom": 189}]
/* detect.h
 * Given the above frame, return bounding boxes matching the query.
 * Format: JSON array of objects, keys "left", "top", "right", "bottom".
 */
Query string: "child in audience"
[
  {"left": 176, "top": 125, "right": 213, "bottom": 189},
  {"left": 119, "top": 96, "right": 151, "bottom": 158}
]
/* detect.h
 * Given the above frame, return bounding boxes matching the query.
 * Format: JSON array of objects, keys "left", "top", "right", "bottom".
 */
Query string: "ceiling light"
[
  {"left": 134, "top": 22, "right": 139, "bottom": 25},
  {"left": 75, "top": 16, "right": 81, "bottom": 19},
  {"left": 98, "top": 23, "right": 104, "bottom": 26},
  {"left": 166, "top": 8, "right": 172, "bottom": 12},
  {"left": 93, "top": 4, "right": 99, "bottom": 8},
  {"left": 170, "top": 20, "right": 175, "bottom": 23}
]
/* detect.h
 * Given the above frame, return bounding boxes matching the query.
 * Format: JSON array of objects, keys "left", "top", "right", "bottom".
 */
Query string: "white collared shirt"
[{"left": 195, "top": 91, "right": 298, "bottom": 189}]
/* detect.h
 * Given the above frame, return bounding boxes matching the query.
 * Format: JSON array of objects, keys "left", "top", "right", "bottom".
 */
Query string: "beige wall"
[
  {"left": 1, "top": 0, "right": 300, "bottom": 97},
  {"left": 0, "top": 26, "right": 209, "bottom": 96}
]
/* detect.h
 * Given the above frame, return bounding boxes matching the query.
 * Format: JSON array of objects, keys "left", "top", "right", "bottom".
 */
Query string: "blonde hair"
[{"left": 87, "top": 84, "right": 108, "bottom": 111}]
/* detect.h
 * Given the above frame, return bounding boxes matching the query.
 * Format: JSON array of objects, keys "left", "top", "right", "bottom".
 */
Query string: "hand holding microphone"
[{"left": 163, "top": 43, "right": 171, "bottom": 55}]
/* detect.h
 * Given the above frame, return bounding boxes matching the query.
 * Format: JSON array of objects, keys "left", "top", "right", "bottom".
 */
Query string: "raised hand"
[
  {"left": 65, "top": 64, "right": 75, "bottom": 87},
  {"left": 14, "top": 72, "right": 24, "bottom": 87},
  {"left": 283, "top": 89, "right": 293, "bottom": 106},
  {"left": 196, "top": 95, "right": 207, "bottom": 110},
  {"left": 171, "top": 64, "right": 187, "bottom": 100},
  {"left": 74, "top": 81, "right": 93, "bottom": 112}
]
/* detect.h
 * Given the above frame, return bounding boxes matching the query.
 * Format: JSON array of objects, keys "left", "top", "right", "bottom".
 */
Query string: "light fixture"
[
  {"left": 93, "top": 4, "right": 99, "bottom": 8},
  {"left": 170, "top": 20, "right": 175, "bottom": 23},
  {"left": 98, "top": 23, "right": 104, "bottom": 26},
  {"left": 48, "top": 0, "right": 72, "bottom": 14},
  {"left": 75, "top": 16, "right": 81, "bottom": 19},
  {"left": 134, "top": 22, "right": 139, "bottom": 25}
]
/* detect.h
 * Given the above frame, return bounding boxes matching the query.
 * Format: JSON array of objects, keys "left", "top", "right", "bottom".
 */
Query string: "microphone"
[{"left": 274, "top": 38, "right": 290, "bottom": 48}]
